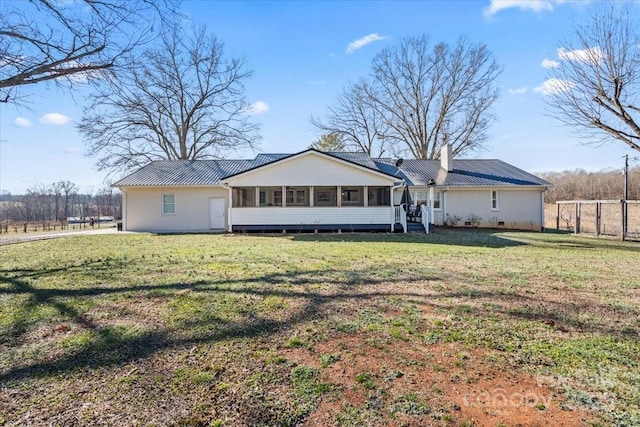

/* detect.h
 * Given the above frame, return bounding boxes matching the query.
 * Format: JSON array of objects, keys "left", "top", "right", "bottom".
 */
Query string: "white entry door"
[{"left": 209, "top": 198, "right": 226, "bottom": 229}]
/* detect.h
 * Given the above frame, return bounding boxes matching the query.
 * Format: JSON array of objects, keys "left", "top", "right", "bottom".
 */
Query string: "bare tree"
[
  {"left": 311, "top": 80, "right": 387, "bottom": 156},
  {"left": 0, "top": 0, "right": 177, "bottom": 103},
  {"left": 546, "top": 4, "right": 640, "bottom": 153},
  {"left": 78, "top": 24, "right": 260, "bottom": 173},
  {"left": 315, "top": 35, "right": 501, "bottom": 160}
]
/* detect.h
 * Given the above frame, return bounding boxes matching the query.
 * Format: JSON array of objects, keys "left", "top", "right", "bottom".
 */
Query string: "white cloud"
[
  {"left": 14, "top": 117, "right": 32, "bottom": 127},
  {"left": 346, "top": 33, "right": 386, "bottom": 54},
  {"left": 541, "top": 59, "right": 560, "bottom": 69},
  {"left": 508, "top": 87, "right": 528, "bottom": 95},
  {"left": 557, "top": 47, "right": 603, "bottom": 64},
  {"left": 534, "top": 78, "right": 575, "bottom": 95},
  {"left": 245, "top": 101, "right": 270, "bottom": 115},
  {"left": 39, "top": 112, "right": 71, "bottom": 125},
  {"left": 484, "top": 0, "right": 555, "bottom": 17}
]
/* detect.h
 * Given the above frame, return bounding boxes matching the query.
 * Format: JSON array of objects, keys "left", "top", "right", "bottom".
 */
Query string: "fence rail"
[{"left": 554, "top": 200, "right": 640, "bottom": 241}]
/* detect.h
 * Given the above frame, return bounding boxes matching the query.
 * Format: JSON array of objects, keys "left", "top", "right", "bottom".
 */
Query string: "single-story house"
[{"left": 113, "top": 145, "right": 551, "bottom": 233}]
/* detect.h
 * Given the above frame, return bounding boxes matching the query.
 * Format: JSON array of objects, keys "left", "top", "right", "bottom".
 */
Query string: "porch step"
[{"left": 406, "top": 222, "right": 426, "bottom": 233}]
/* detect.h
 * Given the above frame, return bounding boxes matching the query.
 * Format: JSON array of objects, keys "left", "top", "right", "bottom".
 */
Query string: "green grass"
[{"left": 0, "top": 230, "right": 639, "bottom": 425}]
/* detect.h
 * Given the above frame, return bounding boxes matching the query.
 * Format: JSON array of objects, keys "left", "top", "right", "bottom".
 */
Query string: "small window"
[
  {"left": 162, "top": 194, "right": 175, "bottom": 214},
  {"left": 433, "top": 191, "right": 441, "bottom": 210},
  {"left": 491, "top": 190, "right": 500, "bottom": 210}
]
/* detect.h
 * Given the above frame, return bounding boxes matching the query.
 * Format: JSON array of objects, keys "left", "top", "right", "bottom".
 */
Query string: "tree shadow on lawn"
[
  {"left": 249, "top": 228, "right": 529, "bottom": 248},
  {"left": 0, "top": 262, "right": 439, "bottom": 384},
  {"left": 1, "top": 256, "right": 637, "bottom": 386}
]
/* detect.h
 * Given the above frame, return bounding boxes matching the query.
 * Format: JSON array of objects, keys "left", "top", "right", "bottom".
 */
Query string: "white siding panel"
[
  {"left": 124, "top": 187, "right": 228, "bottom": 232},
  {"left": 231, "top": 207, "right": 391, "bottom": 225},
  {"left": 226, "top": 153, "right": 394, "bottom": 186},
  {"left": 444, "top": 188, "right": 543, "bottom": 230}
]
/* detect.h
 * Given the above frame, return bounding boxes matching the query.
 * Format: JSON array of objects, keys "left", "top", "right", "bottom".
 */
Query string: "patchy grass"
[{"left": 0, "top": 230, "right": 639, "bottom": 426}]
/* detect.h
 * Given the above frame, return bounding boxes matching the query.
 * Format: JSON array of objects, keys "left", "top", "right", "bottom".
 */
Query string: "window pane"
[
  {"left": 162, "top": 194, "right": 175, "bottom": 214},
  {"left": 232, "top": 187, "right": 256, "bottom": 207},
  {"left": 259, "top": 187, "right": 282, "bottom": 207},
  {"left": 314, "top": 186, "right": 337, "bottom": 207},
  {"left": 285, "top": 186, "right": 309, "bottom": 206},
  {"left": 368, "top": 186, "right": 390, "bottom": 206},
  {"left": 433, "top": 191, "right": 441, "bottom": 209},
  {"left": 342, "top": 186, "right": 364, "bottom": 206}
]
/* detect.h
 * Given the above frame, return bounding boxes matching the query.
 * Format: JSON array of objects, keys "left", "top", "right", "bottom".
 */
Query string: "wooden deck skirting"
[{"left": 556, "top": 200, "right": 640, "bottom": 241}]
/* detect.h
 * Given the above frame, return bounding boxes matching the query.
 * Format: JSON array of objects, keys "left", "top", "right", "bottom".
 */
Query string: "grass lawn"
[{"left": 1, "top": 230, "right": 639, "bottom": 426}]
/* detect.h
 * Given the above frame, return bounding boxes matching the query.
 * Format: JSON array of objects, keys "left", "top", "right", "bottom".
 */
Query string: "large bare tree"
[
  {"left": 0, "top": 0, "right": 176, "bottom": 104},
  {"left": 78, "top": 25, "right": 260, "bottom": 173},
  {"left": 314, "top": 34, "right": 501, "bottom": 159},
  {"left": 546, "top": 4, "right": 640, "bottom": 153},
  {"left": 311, "top": 80, "right": 387, "bottom": 156}
]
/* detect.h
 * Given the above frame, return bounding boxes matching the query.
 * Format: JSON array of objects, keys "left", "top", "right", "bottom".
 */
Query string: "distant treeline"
[
  {"left": 540, "top": 166, "right": 640, "bottom": 203},
  {"left": 0, "top": 181, "right": 121, "bottom": 223}
]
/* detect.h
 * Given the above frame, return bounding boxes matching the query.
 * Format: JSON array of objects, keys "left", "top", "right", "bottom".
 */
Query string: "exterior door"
[{"left": 209, "top": 198, "right": 225, "bottom": 229}]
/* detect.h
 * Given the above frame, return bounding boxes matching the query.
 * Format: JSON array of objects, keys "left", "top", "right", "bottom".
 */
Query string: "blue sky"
[{"left": 1, "top": 0, "right": 638, "bottom": 194}]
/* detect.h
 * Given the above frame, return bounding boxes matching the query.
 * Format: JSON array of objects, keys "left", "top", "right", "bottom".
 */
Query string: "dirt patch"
[{"left": 282, "top": 334, "right": 593, "bottom": 426}]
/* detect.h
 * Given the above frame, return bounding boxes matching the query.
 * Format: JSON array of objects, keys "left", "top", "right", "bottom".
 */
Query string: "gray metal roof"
[
  {"left": 378, "top": 159, "right": 551, "bottom": 187},
  {"left": 114, "top": 151, "right": 551, "bottom": 188}
]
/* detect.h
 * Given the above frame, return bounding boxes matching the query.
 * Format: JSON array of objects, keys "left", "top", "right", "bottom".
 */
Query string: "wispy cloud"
[
  {"left": 346, "top": 33, "right": 386, "bottom": 54},
  {"left": 308, "top": 80, "right": 326, "bottom": 86},
  {"left": 557, "top": 47, "right": 603, "bottom": 64},
  {"left": 245, "top": 101, "right": 270, "bottom": 115},
  {"left": 541, "top": 59, "right": 560, "bottom": 69},
  {"left": 508, "top": 87, "right": 528, "bottom": 95},
  {"left": 39, "top": 112, "right": 71, "bottom": 125},
  {"left": 14, "top": 117, "right": 32, "bottom": 127},
  {"left": 534, "top": 78, "right": 574, "bottom": 95},
  {"left": 484, "top": 0, "right": 556, "bottom": 17}
]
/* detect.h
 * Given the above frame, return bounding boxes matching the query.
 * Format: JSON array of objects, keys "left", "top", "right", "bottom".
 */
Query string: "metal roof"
[
  {"left": 378, "top": 159, "right": 551, "bottom": 187},
  {"left": 113, "top": 152, "right": 551, "bottom": 188}
]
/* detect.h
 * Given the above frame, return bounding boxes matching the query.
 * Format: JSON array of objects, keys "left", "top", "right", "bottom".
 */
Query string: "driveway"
[{"left": 0, "top": 227, "right": 121, "bottom": 246}]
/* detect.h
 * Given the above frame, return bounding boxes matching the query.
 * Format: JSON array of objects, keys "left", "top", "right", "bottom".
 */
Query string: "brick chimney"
[{"left": 440, "top": 144, "right": 452, "bottom": 171}]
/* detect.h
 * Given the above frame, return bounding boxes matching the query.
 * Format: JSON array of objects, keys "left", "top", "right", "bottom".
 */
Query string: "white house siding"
[
  {"left": 225, "top": 153, "right": 394, "bottom": 187},
  {"left": 231, "top": 207, "right": 391, "bottom": 228},
  {"left": 442, "top": 188, "right": 544, "bottom": 230},
  {"left": 122, "top": 186, "right": 228, "bottom": 232}
]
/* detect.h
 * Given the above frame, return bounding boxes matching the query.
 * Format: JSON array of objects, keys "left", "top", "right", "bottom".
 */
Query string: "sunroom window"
[
  {"left": 341, "top": 186, "right": 364, "bottom": 206},
  {"left": 259, "top": 187, "right": 283, "bottom": 207},
  {"left": 286, "top": 186, "right": 310, "bottom": 206},
  {"left": 368, "top": 186, "right": 390, "bottom": 206},
  {"left": 314, "top": 186, "right": 337, "bottom": 207},
  {"left": 232, "top": 187, "right": 256, "bottom": 207}
]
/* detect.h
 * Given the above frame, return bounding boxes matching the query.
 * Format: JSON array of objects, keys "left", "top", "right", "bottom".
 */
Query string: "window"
[
  {"left": 162, "top": 194, "right": 175, "bottom": 214},
  {"left": 232, "top": 187, "right": 256, "bottom": 207},
  {"left": 341, "top": 186, "right": 364, "bottom": 206},
  {"left": 314, "top": 186, "right": 337, "bottom": 207},
  {"left": 433, "top": 191, "right": 441, "bottom": 210},
  {"left": 285, "top": 186, "right": 309, "bottom": 206},
  {"left": 491, "top": 190, "right": 500, "bottom": 210},
  {"left": 368, "top": 186, "right": 390, "bottom": 206},
  {"left": 259, "top": 187, "right": 283, "bottom": 207}
]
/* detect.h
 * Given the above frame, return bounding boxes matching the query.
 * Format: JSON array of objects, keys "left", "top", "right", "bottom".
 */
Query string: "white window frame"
[
  {"left": 162, "top": 194, "right": 176, "bottom": 215},
  {"left": 433, "top": 191, "right": 442, "bottom": 210},
  {"left": 491, "top": 190, "right": 500, "bottom": 211}
]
